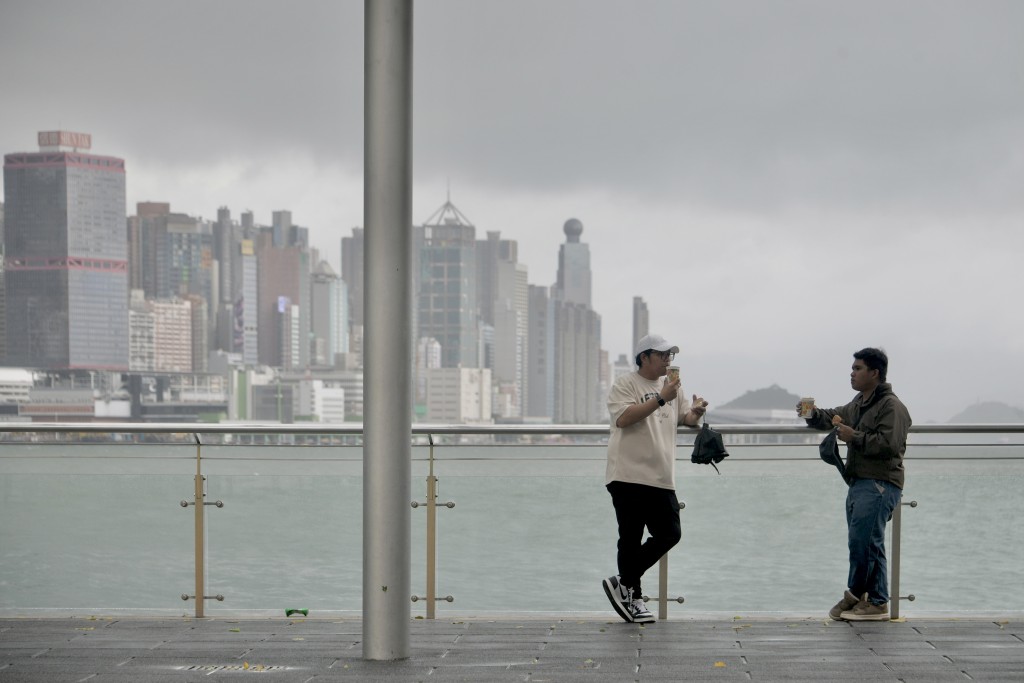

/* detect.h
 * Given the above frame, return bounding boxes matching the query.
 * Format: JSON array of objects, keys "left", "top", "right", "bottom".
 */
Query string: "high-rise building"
[
  {"left": 424, "top": 367, "right": 492, "bottom": 424},
  {"left": 477, "top": 230, "right": 528, "bottom": 418},
  {"left": 272, "top": 210, "right": 291, "bottom": 248},
  {"left": 127, "top": 201, "right": 171, "bottom": 297},
  {"left": 549, "top": 219, "right": 602, "bottom": 423},
  {"left": 526, "top": 284, "right": 554, "bottom": 418},
  {"left": 3, "top": 131, "right": 128, "bottom": 370},
  {"left": 257, "top": 244, "right": 310, "bottom": 369},
  {"left": 233, "top": 238, "right": 259, "bottom": 365},
  {"left": 632, "top": 297, "right": 649, "bottom": 356},
  {"left": 340, "top": 227, "right": 365, "bottom": 331},
  {"left": 554, "top": 218, "right": 592, "bottom": 307},
  {"left": 416, "top": 199, "right": 479, "bottom": 368},
  {"left": 213, "top": 207, "right": 234, "bottom": 351},
  {"left": 310, "top": 260, "right": 349, "bottom": 367}
]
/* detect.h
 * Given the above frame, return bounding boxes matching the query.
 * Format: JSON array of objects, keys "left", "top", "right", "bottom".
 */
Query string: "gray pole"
[{"left": 363, "top": 0, "right": 413, "bottom": 661}]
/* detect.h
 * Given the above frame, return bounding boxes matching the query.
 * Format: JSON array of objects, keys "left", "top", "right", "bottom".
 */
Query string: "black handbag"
[
  {"left": 819, "top": 428, "right": 848, "bottom": 482},
  {"left": 691, "top": 419, "right": 729, "bottom": 474}
]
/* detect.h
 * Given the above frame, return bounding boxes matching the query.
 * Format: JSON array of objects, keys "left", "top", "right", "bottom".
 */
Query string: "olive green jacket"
[{"left": 807, "top": 383, "right": 912, "bottom": 489}]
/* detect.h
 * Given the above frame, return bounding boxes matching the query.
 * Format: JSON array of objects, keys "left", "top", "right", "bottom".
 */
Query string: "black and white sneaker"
[
  {"left": 602, "top": 575, "right": 633, "bottom": 623},
  {"left": 629, "top": 597, "right": 655, "bottom": 624}
]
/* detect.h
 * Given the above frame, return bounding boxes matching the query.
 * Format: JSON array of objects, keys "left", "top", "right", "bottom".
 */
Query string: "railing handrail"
[{"left": 1, "top": 421, "right": 1022, "bottom": 435}]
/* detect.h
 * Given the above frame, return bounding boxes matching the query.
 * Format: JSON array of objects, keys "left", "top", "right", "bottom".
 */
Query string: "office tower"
[
  {"left": 340, "top": 226, "right": 365, "bottom": 330},
  {"left": 231, "top": 238, "right": 259, "bottom": 365},
  {"left": 3, "top": 131, "right": 128, "bottom": 370},
  {"left": 611, "top": 353, "right": 634, "bottom": 382},
  {"left": 240, "top": 210, "right": 255, "bottom": 236},
  {"left": 151, "top": 298, "right": 193, "bottom": 373},
  {"left": 184, "top": 294, "right": 208, "bottom": 372},
  {"left": 416, "top": 199, "right": 478, "bottom": 368},
  {"left": 424, "top": 367, "right": 492, "bottom": 424},
  {"left": 212, "top": 207, "right": 234, "bottom": 351},
  {"left": 553, "top": 218, "right": 591, "bottom": 306},
  {"left": 257, "top": 244, "right": 310, "bottom": 369},
  {"left": 128, "top": 290, "right": 155, "bottom": 372},
  {"left": 127, "top": 201, "right": 170, "bottom": 297},
  {"left": 272, "top": 210, "right": 291, "bottom": 248},
  {"left": 550, "top": 219, "right": 602, "bottom": 423},
  {"left": 278, "top": 299, "right": 301, "bottom": 370},
  {"left": 552, "top": 299, "right": 602, "bottom": 423},
  {"left": 526, "top": 284, "right": 554, "bottom": 418},
  {"left": 288, "top": 225, "right": 309, "bottom": 249},
  {"left": 477, "top": 231, "right": 528, "bottom": 418},
  {"left": 311, "top": 260, "right": 349, "bottom": 367},
  {"left": 632, "top": 297, "right": 649, "bottom": 356}
]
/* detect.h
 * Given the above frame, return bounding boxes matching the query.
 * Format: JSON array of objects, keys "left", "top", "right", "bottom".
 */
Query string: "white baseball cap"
[{"left": 633, "top": 334, "right": 679, "bottom": 358}]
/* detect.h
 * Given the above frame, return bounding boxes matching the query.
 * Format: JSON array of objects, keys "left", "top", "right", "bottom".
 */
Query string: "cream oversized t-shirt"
[{"left": 605, "top": 371, "right": 690, "bottom": 490}]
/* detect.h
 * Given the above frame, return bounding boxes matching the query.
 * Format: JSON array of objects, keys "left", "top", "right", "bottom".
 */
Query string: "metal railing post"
[
  {"left": 179, "top": 434, "right": 225, "bottom": 616},
  {"left": 411, "top": 434, "right": 455, "bottom": 616},
  {"left": 426, "top": 436, "right": 437, "bottom": 618},
  {"left": 653, "top": 501, "right": 685, "bottom": 620},
  {"left": 194, "top": 435, "right": 205, "bottom": 618},
  {"left": 890, "top": 499, "right": 917, "bottom": 620}
]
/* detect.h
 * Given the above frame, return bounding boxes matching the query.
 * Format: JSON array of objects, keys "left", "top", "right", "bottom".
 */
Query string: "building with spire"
[
  {"left": 547, "top": 218, "right": 603, "bottom": 423},
  {"left": 415, "top": 198, "right": 479, "bottom": 369}
]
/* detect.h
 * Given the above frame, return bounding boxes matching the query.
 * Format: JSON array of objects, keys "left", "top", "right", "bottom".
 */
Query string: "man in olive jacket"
[{"left": 802, "top": 347, "right": 912, "bottom": 621}]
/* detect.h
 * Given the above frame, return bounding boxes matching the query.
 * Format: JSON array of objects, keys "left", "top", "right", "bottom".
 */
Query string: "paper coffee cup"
[
  {"left": 667, "top": 366, "right": 680, "bottom": 383},
  {"left": 798, "top": 397, "right": 815, "bottom": 418}
]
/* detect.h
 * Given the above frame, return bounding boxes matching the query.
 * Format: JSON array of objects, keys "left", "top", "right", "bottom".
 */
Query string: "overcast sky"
[{"left": 2, "top": 0, "right": 1022, "bottom": 422}]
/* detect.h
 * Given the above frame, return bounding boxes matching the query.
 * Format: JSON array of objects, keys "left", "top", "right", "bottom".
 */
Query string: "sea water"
[{"left": 1, "top": 435, "right": 1021, "bottom": 618}]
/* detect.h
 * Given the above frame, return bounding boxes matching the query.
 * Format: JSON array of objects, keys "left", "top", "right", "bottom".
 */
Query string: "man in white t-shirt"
[{"left": 601, "top": 334, "right": 708, "bottom": 623}]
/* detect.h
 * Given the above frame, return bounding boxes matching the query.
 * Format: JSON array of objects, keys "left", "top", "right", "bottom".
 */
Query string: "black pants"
[{"left": 607, "top": 481, "right": 682, "bottom": 600}]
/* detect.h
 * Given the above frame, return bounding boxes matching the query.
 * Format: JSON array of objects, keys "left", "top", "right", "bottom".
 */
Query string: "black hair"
[
  {"left": 853, "top": 347, "right": 888, "bottom": 382},
  {"left": 634, "top": 351, "right": 651, "bottom": 368}
]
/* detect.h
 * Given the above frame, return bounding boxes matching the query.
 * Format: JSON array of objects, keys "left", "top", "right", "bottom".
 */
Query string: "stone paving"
[{"left": 1, "top": 616, "right": 1023, "bottom": 682}]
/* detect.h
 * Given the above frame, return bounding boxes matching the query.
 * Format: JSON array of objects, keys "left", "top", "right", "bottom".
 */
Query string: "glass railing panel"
[
  {"left": 416, "top": 439, "right": 1024, "bottom": 616},
  {"left": 0, "top": 442, "right": 195, "bottom": 615},
  {"left": 3, "top": 428, "right": 1021, "bottom": 617},
  {"left": 201, "top": 443, "right": 363, "bottom": 615},
  {"left": 896, "top": 453, "right": 1024, "bottom": 615}
]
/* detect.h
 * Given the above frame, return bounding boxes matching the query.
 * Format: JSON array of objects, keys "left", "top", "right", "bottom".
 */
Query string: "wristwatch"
[{"left": 655, "top": 395, "right": 666, "bottom": 407}]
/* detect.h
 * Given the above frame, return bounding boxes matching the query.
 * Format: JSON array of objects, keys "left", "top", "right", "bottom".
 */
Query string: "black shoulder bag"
[{"left": 691, "top": 417, "right": 729, "bottom": 474}]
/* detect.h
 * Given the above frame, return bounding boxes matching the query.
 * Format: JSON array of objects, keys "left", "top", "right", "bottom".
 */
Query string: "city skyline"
[{"left": 1, "top": 1, "right": 1022, "bottom": 422}]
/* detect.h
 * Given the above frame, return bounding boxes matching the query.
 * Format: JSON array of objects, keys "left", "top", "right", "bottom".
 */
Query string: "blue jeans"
[{"left": 846, "top": 478, "right": 902, "bottom": 605}]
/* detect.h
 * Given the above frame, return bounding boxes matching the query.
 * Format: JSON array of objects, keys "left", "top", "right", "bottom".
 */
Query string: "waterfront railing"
[{"left": 1, "top": 423, "right": 1021, "bottom": 620}]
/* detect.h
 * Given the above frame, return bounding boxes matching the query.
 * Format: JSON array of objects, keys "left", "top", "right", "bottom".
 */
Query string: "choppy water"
[{"left": 1, "top": 436, "right": 1022, "bottom": 618}]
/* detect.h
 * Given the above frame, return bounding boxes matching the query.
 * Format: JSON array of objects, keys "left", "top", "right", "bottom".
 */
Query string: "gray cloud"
[{"left": 2, "top": 0, "right": 1022, "bottom": 421}]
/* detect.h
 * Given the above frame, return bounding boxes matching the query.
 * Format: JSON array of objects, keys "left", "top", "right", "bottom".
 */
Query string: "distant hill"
[
  {"left": 948, "top": 401, "right": 1024, "bottom": 423},
  {"left": 719, "top": 384, "right": 801, "bottom": 410}
]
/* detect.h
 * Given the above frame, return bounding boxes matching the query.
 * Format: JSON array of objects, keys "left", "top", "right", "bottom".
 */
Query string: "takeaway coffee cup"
[
  {"left": 667, "top": 366, "right": 680, "bottom": 383},
  {"left": 798, "top": 397, "right": 815, "bottom": 419}
]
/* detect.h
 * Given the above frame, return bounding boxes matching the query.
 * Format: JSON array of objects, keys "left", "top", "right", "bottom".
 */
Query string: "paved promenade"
[{"left": 1, "top": 616, "right": 1022, "bottom": 682}]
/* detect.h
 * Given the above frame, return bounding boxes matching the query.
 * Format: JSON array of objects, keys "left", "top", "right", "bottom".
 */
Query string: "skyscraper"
[
  {"left": 310, "top": 260, "right": 349, "bottom": 367},
  {"left": 477, "top": 231, "right": 528, "bottom": 418},
  {"left": 549, "top": 218, "right": 602, "bottom": 423},
  {"left": 415, "top": 199, "right": 479, "bottom": 369},
  {"left": 3, "top": 131, "right": 128, "bottom": 370},
  {"left": 340, "top": 226, "right": 365, "bottom": 330},
  {"left": 632, "top": 296, "right": 649, "bottom": 357}
]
